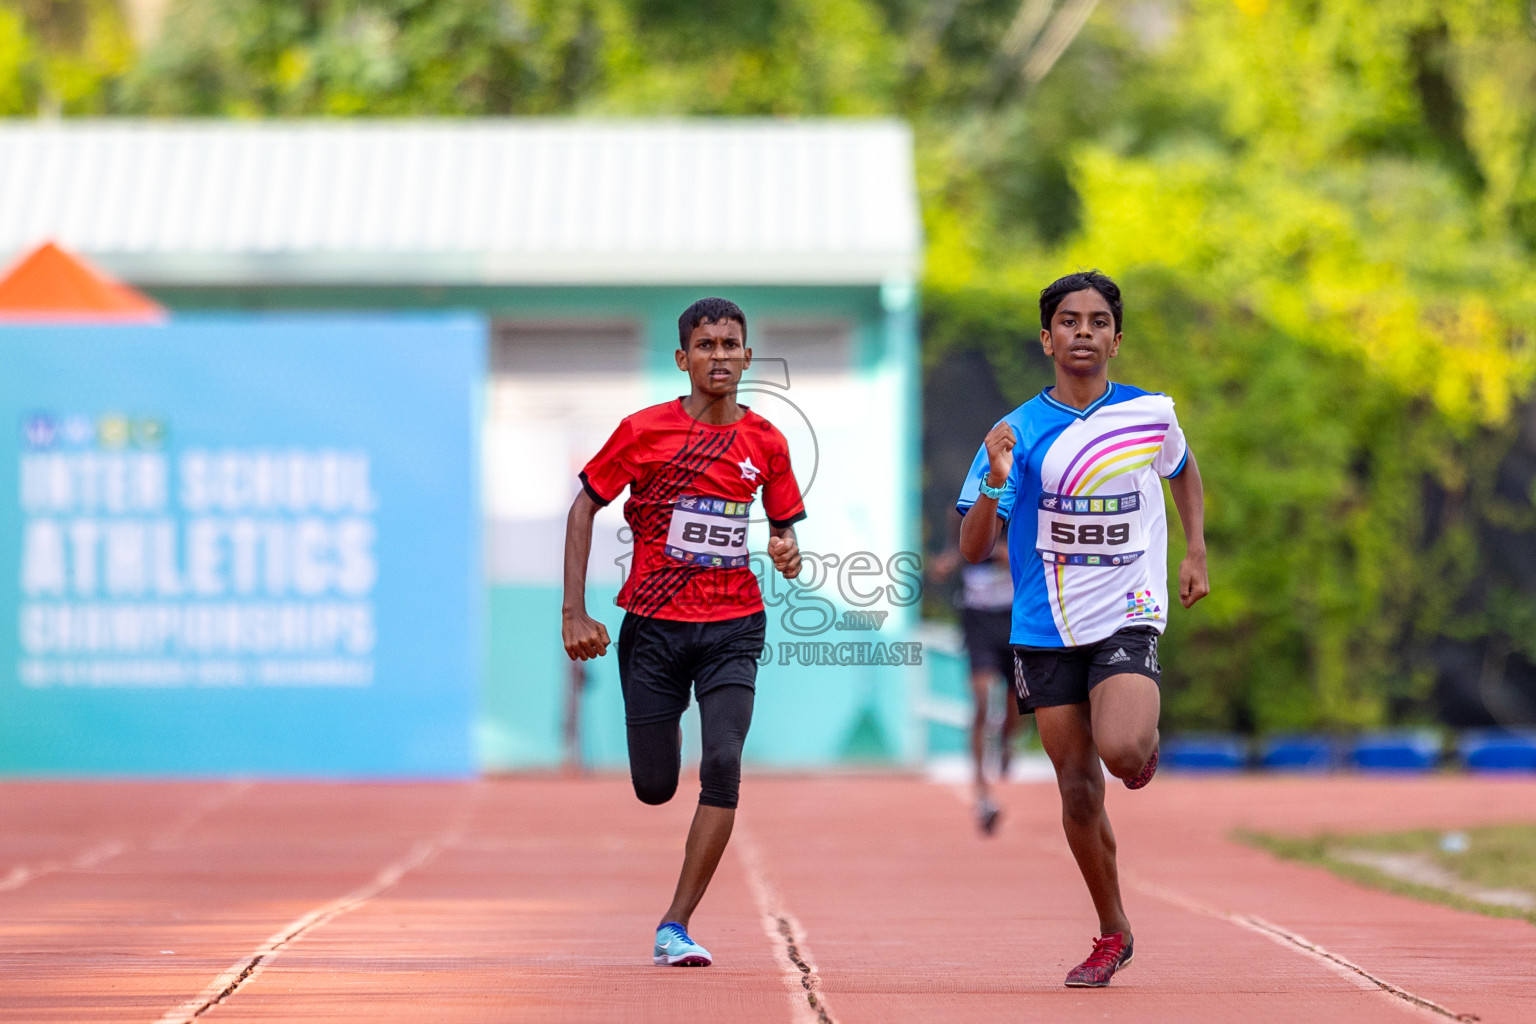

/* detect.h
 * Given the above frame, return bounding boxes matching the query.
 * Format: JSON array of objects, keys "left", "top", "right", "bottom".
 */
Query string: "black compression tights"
[{"left": 627, "top": 684, "right": 754, "bottom": 810}]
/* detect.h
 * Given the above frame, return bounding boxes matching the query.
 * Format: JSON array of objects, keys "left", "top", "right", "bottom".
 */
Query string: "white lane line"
[
  {"left": 149, "top": 780, "right": 256, "bottom": 851},
  {"left": 0, "top": 780, "right": 252, "bottom": 896},
  {"left": 1131, "top": 878, "right": 1476, "bottom": 1022},
  {"left": 72, "top": 839, "right": 128, "bottom": 868},
  {"left": 734, "top": 826, "right": 836, "bottom": 1024},
  {"left": 939, "top": 781, "right": 1472, "bottom": 1021},
  {"left": 0, "top": 839, "right": 127, "bottom": 893},
  {"left": 154, "top": 787, "right": 480, "bottom": 1024},
  {"left": 153, "top": 836, "right": 448, "bottom": 1024}
]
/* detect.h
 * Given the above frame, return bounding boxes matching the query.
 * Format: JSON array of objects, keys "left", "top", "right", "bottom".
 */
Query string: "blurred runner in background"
[
  {"left": 933, "top": 521, "right": 1022, "bottom": 834},
  {"left": 563, "top": 659, "right": 586, "bottom": 773}
]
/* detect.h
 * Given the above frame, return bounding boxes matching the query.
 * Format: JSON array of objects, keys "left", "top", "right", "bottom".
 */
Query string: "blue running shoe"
[{"left": 653, "top": 922, "right": 712, "bottom": 967}]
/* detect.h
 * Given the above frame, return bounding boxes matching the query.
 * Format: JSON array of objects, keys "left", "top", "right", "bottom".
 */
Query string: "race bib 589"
[
  {"left": 664, "top": 494, "right": 751, "bottom": 568},
  {"left": 1035, "top": 491, "right": 1146, "bottom": 567}
]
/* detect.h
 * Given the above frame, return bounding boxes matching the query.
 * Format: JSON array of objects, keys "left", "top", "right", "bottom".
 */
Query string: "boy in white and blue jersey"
[{"left": 957, "top": 271, "right": 1209, "bottom": 988}]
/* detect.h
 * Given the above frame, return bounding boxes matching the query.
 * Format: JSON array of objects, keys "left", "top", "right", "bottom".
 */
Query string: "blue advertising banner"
[{"left": 0, "top": 316, "right": 483, "bottom": 777}]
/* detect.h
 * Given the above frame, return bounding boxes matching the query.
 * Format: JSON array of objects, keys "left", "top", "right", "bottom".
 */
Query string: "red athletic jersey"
[{"left": 581, "top": 399, "right": 807, "bottom": 622}]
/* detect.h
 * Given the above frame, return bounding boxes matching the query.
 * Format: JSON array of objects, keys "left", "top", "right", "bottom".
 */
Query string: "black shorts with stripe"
[
  {"left": 617, "top": 610, "right": 766, "bottom": 726},
  {"left": 1010, "top": 626, "right": 1162, "bottom": 714}
]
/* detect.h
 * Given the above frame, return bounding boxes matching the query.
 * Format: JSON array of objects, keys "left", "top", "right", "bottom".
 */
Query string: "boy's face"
[
  {"left": 1040, "top": 288, "right": 1121, "bottom": 376},
  {"left": 676, "top": 318, "right": 751, "bottom": 397}
]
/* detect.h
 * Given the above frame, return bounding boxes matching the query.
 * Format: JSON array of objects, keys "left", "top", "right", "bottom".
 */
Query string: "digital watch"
[{"left": 978, "top": 476, "right": 1007, "bottom": 500}]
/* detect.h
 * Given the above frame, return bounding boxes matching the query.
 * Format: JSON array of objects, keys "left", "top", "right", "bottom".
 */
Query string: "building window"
[{"left": 485, "top": 320, "right": 642, "bottom": 585}]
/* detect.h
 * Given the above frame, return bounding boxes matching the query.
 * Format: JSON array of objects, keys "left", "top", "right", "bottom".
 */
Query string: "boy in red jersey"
[{"left": 562, "top": 297, "right": 805, "bottom": 967}]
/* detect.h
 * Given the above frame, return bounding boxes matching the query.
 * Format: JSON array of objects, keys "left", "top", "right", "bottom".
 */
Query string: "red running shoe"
[
  {"left": 1124, "top": 746, "right": 1158, "bottom": 790},
  {"left": 1064, "top": 932, "right": 1134, "bottom": 987}
]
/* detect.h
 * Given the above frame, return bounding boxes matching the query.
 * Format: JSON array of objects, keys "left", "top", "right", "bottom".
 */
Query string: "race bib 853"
[
  {"left": 1035, "top": 491, "right": 1146, "bottom": 567},
  {"left": 664, "top": 494, "right": 751, "bottom": 568}
]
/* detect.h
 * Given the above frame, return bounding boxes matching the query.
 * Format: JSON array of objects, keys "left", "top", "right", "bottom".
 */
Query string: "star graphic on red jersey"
[{"left": 737, "top": 457, "right": 761, "bottom": 482}]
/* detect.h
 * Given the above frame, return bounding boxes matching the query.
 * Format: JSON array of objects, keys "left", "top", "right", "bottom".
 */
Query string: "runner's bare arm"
[
  {"left": 768, "top": 525, "right": 802, "bottom": 580},
  {"left": 562, "top": 491, "right": 612, "bottom": 660},
  {"left": 1168, "top": 450, "right": 1210, "bottom": 608},
  {"left": 960, "top": 421, "right": 1016, "bottom": 563}
]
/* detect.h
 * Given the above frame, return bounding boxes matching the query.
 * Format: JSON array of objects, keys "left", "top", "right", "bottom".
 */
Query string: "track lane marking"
[
  {"left": 734, "top": 826, "right": 836, "bottom": 1024},
  {"left": 0, "top": 840, "right": 125, "bottom": 892},
  {"left": 939, "top": 780, "right": 1474, "bottom": 1021},
  {"left": 1129, "top": 877, "right": 1475, "bottom": 1021},
  {"left": 154, "top": 787, "right": 477, "bottom": 1024},
  {"left": 153, "top": 837, "right": 449, "bottom": 1024},
  {"left": 1, "top": 781, "right": 252, "bottom": 896},
  {"left": 148, "top": 781, "right": 256, "bottom": 851}
]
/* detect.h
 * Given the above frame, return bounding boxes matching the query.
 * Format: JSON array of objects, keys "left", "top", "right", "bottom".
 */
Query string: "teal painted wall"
[{"left": 923, "top": 644, "right": 972, "bottom": 757}]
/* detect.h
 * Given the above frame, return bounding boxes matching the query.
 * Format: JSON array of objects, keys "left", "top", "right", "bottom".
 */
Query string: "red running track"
[{"left": 1, "top": 774, "right": 1532, "bottom": 1023}]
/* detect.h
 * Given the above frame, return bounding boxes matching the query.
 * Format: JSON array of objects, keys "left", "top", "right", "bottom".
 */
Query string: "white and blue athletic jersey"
[{"left": 956, "top": 383, "right": 1189, "bottom": 649}]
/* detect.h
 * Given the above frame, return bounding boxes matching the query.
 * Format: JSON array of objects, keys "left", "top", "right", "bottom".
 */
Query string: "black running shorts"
[
  {"left": 961, "top": 607, "right": 1013, "bottom": 676},
  {"left": 1010, "top": 625, "right": 1162, "bottom": 714},
  {"left": 617, "top": 610, "right": 767, "bottom": 726}
]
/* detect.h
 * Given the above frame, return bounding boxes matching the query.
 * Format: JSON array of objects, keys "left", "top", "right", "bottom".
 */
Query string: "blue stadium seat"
[
  {"left": 1458, "top": 730, "right": 1536, "bottom": 772},
  {"left": 1161, "top": 734, "right": 1246, "bottom": 772},
  {"left": 1348, "top": 731, "right": 1441, "bottom": 772},
  {"left": 1259, "top": 734, "right": 1336, "bottom": 771}
]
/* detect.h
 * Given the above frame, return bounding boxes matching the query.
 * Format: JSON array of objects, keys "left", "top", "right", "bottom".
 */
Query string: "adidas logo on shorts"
[{"left": 1108, "top": 647, "right": 1131, "bottom": 665}]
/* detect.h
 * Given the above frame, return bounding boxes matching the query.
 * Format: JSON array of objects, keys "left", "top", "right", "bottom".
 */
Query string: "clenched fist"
[
  {"left": 562, "top": 609, "right": 611, "bottom": 661},
  {"left": 768, "top": 534, "right": 802, "bottom": 580},
  {"left": 983, "top": 421, "right": 1017, "bottom": 489}
]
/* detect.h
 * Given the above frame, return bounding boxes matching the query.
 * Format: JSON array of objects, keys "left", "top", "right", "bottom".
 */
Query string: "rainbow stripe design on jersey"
[
  {"left": 1044, "top": 423, "right": 1168, "bottom": 642},
  {"left": 1055, "top": 422, "right": 1169, "bottom": 495}
]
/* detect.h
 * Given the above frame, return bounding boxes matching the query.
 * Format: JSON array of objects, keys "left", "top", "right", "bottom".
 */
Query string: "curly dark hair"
[{"left": 678, "top": 297, "right": 748, "bottom": 349}]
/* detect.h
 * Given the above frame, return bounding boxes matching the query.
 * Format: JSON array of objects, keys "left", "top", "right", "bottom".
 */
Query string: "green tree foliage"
[
  {"left": 0, "top": 0, "right": 132, "bottom": 113},
  {"left": 107, "top": 0, "right": 902, "bottom": 116},
  {"left": 0, "top": 7, "right": 35, "bottom": 114},
  {"left": 4, "top": 0, "right": 1535, "bottom": 729},
  {"left": 923, "top": 1, "right": 1536, "bottom": 730},
  {"left": 119, "top": 0, "right": 554, "bottom": 115}
]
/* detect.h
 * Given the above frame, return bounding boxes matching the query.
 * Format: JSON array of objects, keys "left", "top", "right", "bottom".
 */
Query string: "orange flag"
[{"left": 0, "top": 241, "right": 165, "bottom": 322}]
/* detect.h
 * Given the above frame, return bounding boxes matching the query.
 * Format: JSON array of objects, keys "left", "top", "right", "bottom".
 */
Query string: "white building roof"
[{"left": 0, "top": 119, "right": 921, "bottom": 287}]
